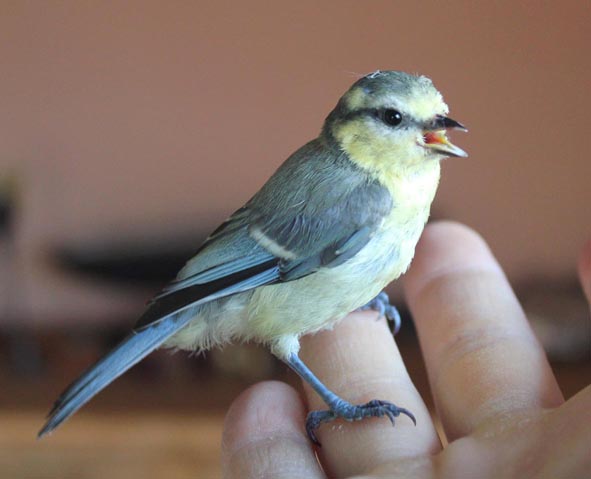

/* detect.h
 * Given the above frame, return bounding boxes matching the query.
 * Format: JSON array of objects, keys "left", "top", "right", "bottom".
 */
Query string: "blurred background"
[{"left": 1, "top": 1, "right": 590, "bottom": 477}]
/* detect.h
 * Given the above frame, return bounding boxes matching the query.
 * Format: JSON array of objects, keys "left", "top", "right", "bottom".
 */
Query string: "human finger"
[
  {"left": 299, "top": 312, "right": 440, "bottom": 478},
  {"left": 403, "top": 221, "right": 564, "bottom": 441},
  {"left": 221, "top": 381, "right": 324, "bottom": 479}
]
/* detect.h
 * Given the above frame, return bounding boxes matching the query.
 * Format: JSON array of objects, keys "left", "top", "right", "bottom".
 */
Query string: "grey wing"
[
  {"left": 161, "top": 207, "right": 272, "bottom": 294},
  {"left": 134, "top": 211, "right": 278, "bottom": 329},
  {"left": 247, "top": 139, "right": 394, "bottom": 280},
  {"left": 135, "top": 139, "right": 393, "bottom": 328}
]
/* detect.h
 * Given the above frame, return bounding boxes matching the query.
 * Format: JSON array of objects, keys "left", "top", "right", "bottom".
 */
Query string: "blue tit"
[{"left": 39, "top": 70, "right": 467, "bottom": 444}]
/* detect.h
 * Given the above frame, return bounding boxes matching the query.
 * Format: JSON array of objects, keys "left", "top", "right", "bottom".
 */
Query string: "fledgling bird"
[{"left": 39, "top": 70, "right": 467, "bottom": 444}]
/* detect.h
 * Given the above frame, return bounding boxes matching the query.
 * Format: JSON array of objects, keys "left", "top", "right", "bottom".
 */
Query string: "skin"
[{"left": 221, "top": 221, "right": 591, "bottom": 478}]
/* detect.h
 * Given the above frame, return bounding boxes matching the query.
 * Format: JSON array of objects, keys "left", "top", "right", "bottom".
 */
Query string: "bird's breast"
[{"left": 245, "top": 162, "right": 441, "bottom": 346}]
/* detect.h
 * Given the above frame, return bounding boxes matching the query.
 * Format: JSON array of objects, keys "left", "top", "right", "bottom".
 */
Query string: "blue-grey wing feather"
[
  {"left": 248, "top": 139, "right": 393, "bottom": 279},
  {"left": 138, "top": 139, "right": 392, "bottom": 327}
]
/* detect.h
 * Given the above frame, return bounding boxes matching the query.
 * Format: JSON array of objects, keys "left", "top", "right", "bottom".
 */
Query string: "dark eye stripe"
[{"left": 342, "top": 108, "right": 413, "bottom": 129}]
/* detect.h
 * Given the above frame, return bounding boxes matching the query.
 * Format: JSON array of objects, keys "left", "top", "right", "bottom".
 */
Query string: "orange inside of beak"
[{"left": 423, "top": 131, "right": 447, "bottom": 145}]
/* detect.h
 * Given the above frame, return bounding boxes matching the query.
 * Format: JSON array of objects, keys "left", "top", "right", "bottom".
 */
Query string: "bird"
[{"left": 38, "top": 70, "right": 467, "bottom": 444}]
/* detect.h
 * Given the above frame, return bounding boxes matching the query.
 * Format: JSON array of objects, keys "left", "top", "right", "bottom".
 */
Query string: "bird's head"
[{"left": 323, "top": 70, "right": 467, "bottom": 173}]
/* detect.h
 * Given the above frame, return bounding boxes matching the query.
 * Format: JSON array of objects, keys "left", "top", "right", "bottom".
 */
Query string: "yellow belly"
[
  {"left": 245, "top": 162, "right": 440, "bottom": 357},
  {"left": 169, "top": 161, "right": 441, "bottom": 358},
  {"left": 247, "top": 210, "right": 428, "bottom": 350}
]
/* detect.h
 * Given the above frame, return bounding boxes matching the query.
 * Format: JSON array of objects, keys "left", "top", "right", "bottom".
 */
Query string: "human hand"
[{"left": 221, "top": 222, "right": 591, "bottom": 478}]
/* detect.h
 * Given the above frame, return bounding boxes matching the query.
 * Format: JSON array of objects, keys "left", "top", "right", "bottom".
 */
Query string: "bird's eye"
[{"left": 382, "top": 109, "right": 402, "bottom": 127}]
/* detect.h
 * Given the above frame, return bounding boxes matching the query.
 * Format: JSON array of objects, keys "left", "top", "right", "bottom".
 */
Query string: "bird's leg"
[
  {"left": 286, "top": 353, "right": 415, "bottom": 445},
  {"left": 358, "top": 291, "right": 401, "bottom": 334}
]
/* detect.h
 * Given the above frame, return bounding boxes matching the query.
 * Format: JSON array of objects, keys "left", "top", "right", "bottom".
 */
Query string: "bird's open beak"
[{"left": 421, "top": 115, "right": 468, "bottom": 158}]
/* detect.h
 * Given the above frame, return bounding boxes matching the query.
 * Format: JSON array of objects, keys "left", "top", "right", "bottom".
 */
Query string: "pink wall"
[{"left": 1, "top": 2, "right": 590, "bottom": 322}]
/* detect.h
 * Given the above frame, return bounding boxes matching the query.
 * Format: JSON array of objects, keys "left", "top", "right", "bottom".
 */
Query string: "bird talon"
[
  {"left": 384, "top": 409, "right": 396, "bottom": 424},
  {"left": 305, "top": 410, "right": 336, "bottom": 446},
  {"left": 305, "top": 399, "right": 415, "bottom": 445},
  {"left": 358, "top": 291, "right": 402, "bottom": 334},
  {"left": 399, "top": 407, "right": 417, "bottom": 426}
]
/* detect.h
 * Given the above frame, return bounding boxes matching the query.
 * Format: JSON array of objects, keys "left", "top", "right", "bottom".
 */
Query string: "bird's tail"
[
  {"left": 38, "top": 260, "right": 280, "bottom": 438},
  {"left": 37, "top": 312, "right": 193, "bottom": 438}
]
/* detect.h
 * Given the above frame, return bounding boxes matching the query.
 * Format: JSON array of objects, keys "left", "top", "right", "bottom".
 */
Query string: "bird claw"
[
  {"left": 359, "top": 291, "right": 402, "bottom": 334},
  {"left": 305, "top": 399, "right": 416, "bottom": 446}
]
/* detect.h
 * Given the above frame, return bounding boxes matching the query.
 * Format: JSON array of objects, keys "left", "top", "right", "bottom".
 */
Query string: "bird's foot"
[
  {"left": 359, "top": 291, "right": 401, "bottom": 334},
  {"left": 305, "top": 399, "right": 415, "bottom": 445}
]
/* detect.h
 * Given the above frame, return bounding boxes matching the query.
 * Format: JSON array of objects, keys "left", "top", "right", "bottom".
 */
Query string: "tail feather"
[
  {"left": 38, "top": 314, "right": 191, "bottom": 438},
  {"left": 38, "top": 263, "right": 281, "bottom": 438}
]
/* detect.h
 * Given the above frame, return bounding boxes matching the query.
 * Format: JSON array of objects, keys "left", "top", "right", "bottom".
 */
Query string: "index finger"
[{"left": 299, "top": 312, "right": 440, "bottom": 478}]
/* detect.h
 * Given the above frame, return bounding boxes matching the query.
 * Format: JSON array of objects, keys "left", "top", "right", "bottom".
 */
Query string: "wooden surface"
[
  {"left": 0, "top": 335, "right": 587, "bottom": 478},
  {"left": 0, "top": 412, "right": 224, "bottom": 479}
]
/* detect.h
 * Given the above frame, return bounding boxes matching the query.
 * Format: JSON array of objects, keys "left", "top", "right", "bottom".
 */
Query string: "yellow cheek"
[
  {"left": 336, "top": 120, "right": 395, "bottom": 162},
  {"left": 334, "top": 120, "right": 422, "bottom": 193}
]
